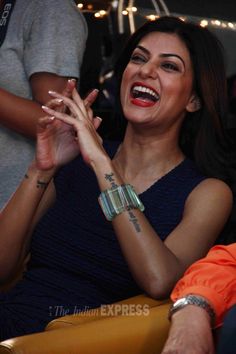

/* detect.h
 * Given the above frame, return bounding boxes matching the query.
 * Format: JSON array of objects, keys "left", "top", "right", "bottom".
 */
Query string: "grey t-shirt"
[{"left": 0, "top": 0, "right": 87, "bottom": 208}]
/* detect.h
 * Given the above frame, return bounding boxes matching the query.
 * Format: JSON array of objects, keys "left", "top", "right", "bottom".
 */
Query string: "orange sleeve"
[{"left": 171, "top": 244, "right": 236, "bottom": 328}]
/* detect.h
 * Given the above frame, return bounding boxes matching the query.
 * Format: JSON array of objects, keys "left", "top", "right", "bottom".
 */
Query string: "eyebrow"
[{"left": 136, "top": 45, "right": 186, "bottom": 68}]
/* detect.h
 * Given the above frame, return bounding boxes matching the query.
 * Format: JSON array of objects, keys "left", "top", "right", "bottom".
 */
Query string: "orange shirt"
[{"left": 171, "top": 244, "right": 236, "bottom": 328}]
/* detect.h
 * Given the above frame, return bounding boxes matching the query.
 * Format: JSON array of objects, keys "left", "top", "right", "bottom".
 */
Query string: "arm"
[
  {"left": 0, "top": 0, "right": 87, "bottom": 138},
  {"left": 161, "top": 244, "right": 236, "bottom": 354},
  {"left": 0, "top": 162, "right": 56, "bottom": 283},
  {"left": 0, "top": 73, "right": 72, "bottom": 138},
  {"left": 170, "top": 244, "right": 236, "bottom": 327},
  {"left": 0, "top": 87, "right": 100, "bottom": 283},
  {"left": 93, "top": 166, "right": 233, "bottom": 298},
  {"left": 161, "top": 305, "right": 215, "bottom": 354},
  {"left": 42, "top": 89, "right": 233, "bottom": 299}
]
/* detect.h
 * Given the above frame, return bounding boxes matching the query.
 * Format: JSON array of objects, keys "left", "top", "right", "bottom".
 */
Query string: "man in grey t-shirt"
[{"left": 0, "top": 0, "right": 87, "bottom": 208}]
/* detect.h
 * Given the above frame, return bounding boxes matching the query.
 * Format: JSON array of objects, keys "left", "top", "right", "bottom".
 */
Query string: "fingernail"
[
  {"left": 68, "top": 78, "right": 76, "bottom": 83},
  {"left": 49, "top": 116, "right": 55, "bottom": 121},
  {"left": 88, "top": 88, "right": 99, "bottom": 95},
  {"left": 56, "top": 98, "right": 63, "bottom": 103},
  {"left": 48, "top": 90, "right": 57, "bottom": 95},
  {"left": 96, "top": 116, "right": 102, "bottom": 121}
]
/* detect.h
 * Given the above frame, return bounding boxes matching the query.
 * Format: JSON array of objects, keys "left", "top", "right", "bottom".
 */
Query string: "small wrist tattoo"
[
  {"left": 128, "top": 211, "right": 141, "bottom": 233},
  {"left": 24, "top": 173, "right": 49, "bottom": 189},
  {"left": 36, "top": 180, "right": 49, "bottom": 189},
  {"left": 104, "top": 172, "right": 118, "bottom": 189}
]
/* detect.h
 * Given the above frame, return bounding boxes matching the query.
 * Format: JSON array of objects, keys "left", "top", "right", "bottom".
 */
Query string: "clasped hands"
[{"left": 37, "top": 80, "right": 106, "bottom": 171}]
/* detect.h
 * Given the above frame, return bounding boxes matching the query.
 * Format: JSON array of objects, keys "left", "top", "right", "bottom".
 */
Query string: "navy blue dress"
[{"left": 0, "top": 141, "right": 206, "bottom": 340}]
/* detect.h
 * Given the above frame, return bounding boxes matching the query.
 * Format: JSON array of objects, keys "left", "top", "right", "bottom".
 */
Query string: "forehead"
[{"left": 137, "top": 32, "right": 191, "bottom": 61}]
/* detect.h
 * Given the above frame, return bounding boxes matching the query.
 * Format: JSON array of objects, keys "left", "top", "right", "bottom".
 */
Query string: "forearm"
[
  {"left": 93, "top": 158, "right": 182, "bottom": 298},
  {"left": 0, "top": 163, "right": 55, "bottom": 281},
  {"left": 0, "top": 87, "right": 44, "bottom": 138},
  {"left": 161, "top": 305, "right": 214, "bottom": 354}
]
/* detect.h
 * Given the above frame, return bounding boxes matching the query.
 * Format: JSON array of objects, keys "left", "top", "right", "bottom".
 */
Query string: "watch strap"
[{"left": 168, "top": 294, "right": 215, "bottom": 327}]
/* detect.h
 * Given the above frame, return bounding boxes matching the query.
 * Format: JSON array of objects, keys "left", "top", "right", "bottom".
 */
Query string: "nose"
[{"left": 138, "top": 61, "right": 158, "bottom": 80}]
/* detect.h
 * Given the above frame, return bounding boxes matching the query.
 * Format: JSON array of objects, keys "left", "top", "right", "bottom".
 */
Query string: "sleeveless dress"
[{"left": 0, "top": 141, "right": 206, "bottom": 340}]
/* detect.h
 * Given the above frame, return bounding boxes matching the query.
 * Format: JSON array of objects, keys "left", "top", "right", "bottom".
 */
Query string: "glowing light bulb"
[{"left": 200, "top": 20, "right": 208, "bottom": 27}]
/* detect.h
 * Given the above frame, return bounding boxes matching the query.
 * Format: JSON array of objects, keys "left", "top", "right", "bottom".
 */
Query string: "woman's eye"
[
  {"left": 162, "top": 62, "right": 179, "bottom": 71},
  {"left": 130, "top": 54, "right": 146, "bottom": 63}
]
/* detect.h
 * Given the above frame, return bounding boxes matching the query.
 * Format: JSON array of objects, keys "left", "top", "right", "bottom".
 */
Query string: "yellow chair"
[{"left": 0, "top": 294, "right": 171, "bottom": 354}]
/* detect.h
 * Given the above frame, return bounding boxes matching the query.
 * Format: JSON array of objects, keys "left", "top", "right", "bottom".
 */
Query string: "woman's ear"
[{"left": 186, "top": 94, "right": 202, "bottom": 112}]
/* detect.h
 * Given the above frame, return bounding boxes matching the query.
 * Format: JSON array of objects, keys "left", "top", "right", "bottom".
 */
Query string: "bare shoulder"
[
  {"left": 185, "top": 177, "right": 233, "bottom": 215},
  {"left": 190, "top": 177, "right": 232, "bottom": 201}
]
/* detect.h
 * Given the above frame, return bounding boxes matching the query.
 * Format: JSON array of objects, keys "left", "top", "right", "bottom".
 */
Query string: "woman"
[{"left": 0, "top": 16, "right": 232, "bottom": 340}]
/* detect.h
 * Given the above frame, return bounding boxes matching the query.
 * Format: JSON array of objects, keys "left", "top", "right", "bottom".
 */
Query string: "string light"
[
  {"left": 77, "top": 3, "right": 236, "bottom": 31},
  {"left": 125, "top": 6, "right": 137, "bottom": 12},
  {"left": 145, "top": 14, "right": 159, "bottom": 21},
  {"left": 200, "top": 20, "right": 208, "bottom": 27},
  {"left": 94, "top": 9, "right": 107, "bottom": 18}
]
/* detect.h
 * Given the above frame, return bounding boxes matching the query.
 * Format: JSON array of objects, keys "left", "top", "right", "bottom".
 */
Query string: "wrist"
[
  {"left": 169, "top": 295, "right": 215, "bottom": 328},
  {"left": 92, "top": 158, "right": 124, "bottom": 191},
  {"left": 26, "top": 161, "right": 56, "bottom": 186},
  {"left": 172, "top": 304, "right": 212, "bottom": 325}
]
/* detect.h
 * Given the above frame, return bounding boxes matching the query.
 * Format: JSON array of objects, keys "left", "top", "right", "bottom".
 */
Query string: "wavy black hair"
[{"left": 114, "top": 16, "right": 231, "bottom": 182}]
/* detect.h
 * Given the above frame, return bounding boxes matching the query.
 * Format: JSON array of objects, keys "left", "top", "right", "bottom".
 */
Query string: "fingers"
[
  {"left": 62, "top": 79, "right": 77, "bottom": 97},
  {"left": 46, "top": 79, "right": 76, "bottom": 114},
  {"left": 47, "top": 87, "right": 99, "bottom": 123},
  {"left": 41, "top": 105, "right": 102, "bottom": 132},
  {"left": 48, "top": 91, "right": 83, "bottom": 118},
  {"left": 42, "top": 106, "right": 77, "bottom": 132},
  {"left": 46, "top": 98, "right": 63, "bottom": 109},
  {"left": 83, "top": 89, "right": 99, "bottom": 108},
  {"left": 93, "top": 116, "right": 103, "bottom": 130},
  {"left": 37, "top": 116, "right": 55, "bottom": 132}
]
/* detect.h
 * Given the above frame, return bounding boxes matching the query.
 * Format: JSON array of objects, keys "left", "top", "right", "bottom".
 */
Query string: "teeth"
[{"left": 132, "top": 85, "right": 159, "bottom": 100}]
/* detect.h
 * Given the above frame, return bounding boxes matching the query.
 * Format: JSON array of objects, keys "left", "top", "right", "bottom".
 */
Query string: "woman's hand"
[
  {"left": 37, "top": 87, "right": 100, "bottom": 170},
  {"left": 41, "top": 88, "right": 106, "bottom": 170}
]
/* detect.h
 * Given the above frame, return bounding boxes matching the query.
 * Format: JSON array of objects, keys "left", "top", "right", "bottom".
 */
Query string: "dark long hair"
[{"left": 114, "top": 16, "right": 231, "bottom": 182}]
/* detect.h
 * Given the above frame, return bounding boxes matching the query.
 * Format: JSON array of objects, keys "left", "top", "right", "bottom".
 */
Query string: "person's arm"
[
  {"left": 0, "top": 162, "right": 56, "bottom": 283},
  {"left": 92, "top": 164, "right": 232, "bottom": 299},
  {"left": 0, "top": 73, "right": 71, "bottom": 137},
  {"left": 0, "top": 0, "right": 87, "bottom": 138},
  {"left": 161, "top": 304, "right": 215, "bottom": 354},
  {"left": 0, "top": 87, "right": 100, "bottom": 284},
  {"left": 161, "top": 244, "right": 236, "bottom": 353},
  {"left": 42, "top": 89, "right": 233, "bottom": 299},
  {"left": 170, "top": 244, "right": 236, "bottom": 327}
]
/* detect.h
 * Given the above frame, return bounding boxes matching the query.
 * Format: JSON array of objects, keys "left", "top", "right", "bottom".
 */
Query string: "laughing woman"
[{"left": 0, "top": 16, "right": 233, "bottom": 340}]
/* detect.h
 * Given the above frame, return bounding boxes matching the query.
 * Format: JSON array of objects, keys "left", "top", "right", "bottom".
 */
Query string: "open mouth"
[{"left": 131, "top": 84, "right": 160, "bottom": 103}]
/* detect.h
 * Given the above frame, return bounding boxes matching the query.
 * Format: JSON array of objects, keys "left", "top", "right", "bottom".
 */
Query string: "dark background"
[{"left": 80, "top": 0, "right": 236, "bottom": 22}]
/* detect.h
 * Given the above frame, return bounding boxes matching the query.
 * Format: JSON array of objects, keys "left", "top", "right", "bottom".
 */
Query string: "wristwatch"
[{"left": 168, "top": 294, "right": 215, "bottom": 327}]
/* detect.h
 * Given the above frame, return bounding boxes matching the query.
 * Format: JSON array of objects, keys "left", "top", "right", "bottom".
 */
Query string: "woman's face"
[{"left": 120, "top": 31, "right": 196, "bottom": 132}]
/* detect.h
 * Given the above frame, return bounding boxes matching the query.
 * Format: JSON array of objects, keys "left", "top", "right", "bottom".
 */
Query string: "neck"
[{"left": 113, "top": 125, "right": 185, "bottom": 182}]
